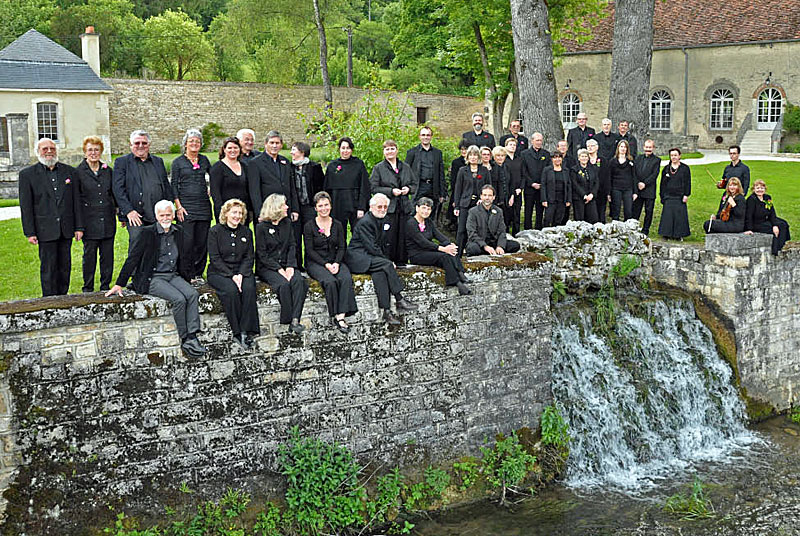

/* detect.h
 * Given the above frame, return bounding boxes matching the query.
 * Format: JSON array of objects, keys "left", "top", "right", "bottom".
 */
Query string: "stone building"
[
  {"left": 553, "top": 0, "right": 800, "bottom": 153},
  {"left": 0, "top": 28, "right": 112, "bottom": 197}
]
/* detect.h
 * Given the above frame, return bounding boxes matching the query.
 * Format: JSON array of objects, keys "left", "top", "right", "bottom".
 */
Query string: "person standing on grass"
[
  {"left": 19, "top": 138, "right": 83, "bottom": 296},
  {"left": 236, "top": 128, "right": 261, "bottom": 164},
  {"left": 632, "top": 139, "right": 660, "bottom": 235},
  {"left": 720, "top": 145, "right": 750, "bottom": 195},
  {"left": 658, "top": 148, "right": 691, "bottom": 240}
]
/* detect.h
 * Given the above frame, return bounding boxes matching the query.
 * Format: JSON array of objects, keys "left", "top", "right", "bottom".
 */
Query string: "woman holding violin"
[{"left": 703, "top": 177, "right": 746, "bottom": 233}]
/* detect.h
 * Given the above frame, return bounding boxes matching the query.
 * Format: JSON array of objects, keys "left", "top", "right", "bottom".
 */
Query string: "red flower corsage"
[
  {"left": 336, "top": 165, "right": 342, "bottom": 172},
  {"left": 476, "top": 174, "right": 483, "bottom": 180}
]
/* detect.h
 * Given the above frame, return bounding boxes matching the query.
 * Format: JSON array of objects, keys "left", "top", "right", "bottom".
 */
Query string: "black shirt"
[
  {"left": 172, "top": 154, "right": 212, "bottom": 221},
  {"left": 136, "top": 156, "right": 162, "bottom": 223},
  {"left": 208, "top": 222, "right": 254, "bottom": 277},
  {"left": 722, "top": 161, "right": 751, "bottom": 194},
  {"left": 155, "top": 224, "right": 178, "bottom": 273},
  {"left": 303, "top": 218, "right": 346, "bottom": 266}
]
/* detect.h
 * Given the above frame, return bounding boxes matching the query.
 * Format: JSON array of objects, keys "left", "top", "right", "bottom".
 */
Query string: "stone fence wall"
[
  {"left": 0, "top": 255, "right": 552, "bottom": 533},
  {"left": 107, "top": 79, "right": 481, "bottom": 154}
]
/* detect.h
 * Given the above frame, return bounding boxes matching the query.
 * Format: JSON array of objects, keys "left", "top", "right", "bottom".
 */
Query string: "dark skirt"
[{"left": 658, "top": 198, "right": 690, "bottom": 239}]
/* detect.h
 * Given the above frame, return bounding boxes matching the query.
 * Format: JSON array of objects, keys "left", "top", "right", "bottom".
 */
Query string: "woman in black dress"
[
  {"left": 703, "top": 177, "right": 746, "bottom": 233},
  {"left": 542, "top": 153, "right": 571, "bottom": 227},
  {"left": 291, "top": 141, "right": 325, "bottom": 267},
  {"left": 304, "top": 191, "right": 357, "bottom": 333},
  {"left": 256, "top": 193, "right": 309, "bottom": 335},
  {"left": 406, "top": 197, "right": 470, "bottom": 295},
  {"left": 323, "top": 137, "right": 370, "bottom": 234},
  {"left": 482, "top": 146, "right": 509, "bottom": 220},
  {"left": 608, "top": 139, "right": 637, "bottom": 221},
  {"left": 586, "top": 139, "right": 609, "bottom": 223},
  {"left": 207, "top": 198, "right": 259, "bottom": 349},
  {"left": 571, "top": 149, "right": 599, "bottom": 223},
  {"left": 173, "top": 128, "right": 212, "bottom": 283},
  {"left": 658, "top": 148, "right": 691, "bottom": 240},
  {"left": 77, "top": 135, "right": 116, "bottom": 292},
  {"left": 744, "top": 179, "right": 791, "bottom": 255},
  {"left": 453, "top": 145, "right": 490, "bottom": 254},
  {"left": 210, "top": 137, "right": 253, "bottom": 224}
]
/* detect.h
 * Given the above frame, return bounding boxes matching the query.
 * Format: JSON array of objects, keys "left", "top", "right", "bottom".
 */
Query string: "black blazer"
[
  {"left": 541, "top": 167, "right": 572, "bottom": 204},
  {"left": 210, "top": 160, "right": 253, "bottom": 222},
  {"left": 346, "top": 212, "right": 388, "bottom": 273},
  {"left": 405, "top": 144, "right": 445, "bottom": 199},
  {"left": 405, "top": 216, "right": 451, "bottom": 258},
  {"left": 255, "top": 218, "right": 296, "bottom": 273},
  {"left": 466, "top": 204, "right": 507, "bottom": 250},
  {"left": 19, "top": 162, "right": 83, "bottom": 242},
  {"left": 715, "top": 193, "right": 747, "bottom": 223},
  {"left": 112, "top": 152, "right": 173, "bottom": 222},
  {"left": 207, "top": 222, "right": 254, "bottom": 277},
  {"left": 453, "top": 165, "right": 491, "bottom": 209},
  {"left": 486, "top": 163, "right": 508, "bottom": 207},
  {"left": 462, "top": 130, "right": 496, "bottom": 148},
  {"left": 369, "top": 159, "right": 419, "bottom": 215},
  {"left": 249, "top": 153, "right": 299, "bottom": 216},
  {"left": 570, "top": 164, "right": 599, "bottom": 200},
  {"left": 634, "top": 154, "right": 661, "bottom": 200},
  {"left": 567, "top": 126, "right": 596, "bottom": 160},
  {"left": 76, "top": 159, "right": 116, "bottom": 240},
  {"left": 449, "top": 156, "right": 466, "bottom": 198},
  {"left": 520, "top": 147, "right": 551, "bottom": 196},
  {"left": 292, "top": 160, "right": 325, "bottom": 208},
  {"left": 303, "top": 218, "right": 346, "bottom": 267},
  {"left": 114, "top": 223, "right": 189, "bottom": 294},
  {"left": 745, "top": 193, "right": 780, "bottom": 231}
]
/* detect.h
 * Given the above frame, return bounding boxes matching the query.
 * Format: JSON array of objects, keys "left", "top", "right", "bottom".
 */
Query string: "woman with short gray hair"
[{"left": 172, "top": 128, "right": 212, "bottom": 284}]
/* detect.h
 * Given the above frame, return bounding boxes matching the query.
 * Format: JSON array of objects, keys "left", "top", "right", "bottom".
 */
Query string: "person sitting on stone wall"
[
  {"left": 744, "top": 179, "right": 791, "bottom": 255},
  {"left": 703, "top": 177, "right": 746, "bottom": 234},
  {"left": 106, "top": 200, "right": 206, "bottom": 358},
  {"left": 465, "top": 185, "right": 520, "bottom": 256}
]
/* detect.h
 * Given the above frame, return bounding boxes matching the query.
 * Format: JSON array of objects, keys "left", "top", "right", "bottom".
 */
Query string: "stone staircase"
[{"left": 740, "top": 129, "right": 774, "bottom": 154}]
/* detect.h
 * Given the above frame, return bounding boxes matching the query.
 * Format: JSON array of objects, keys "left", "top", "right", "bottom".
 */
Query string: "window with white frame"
[
  {"left": 561, "top": 93, "right": 582, "bottom": 129},
  {"left": 650, "top": 90, "right": 672, "bottom": 130},
  {"left": 36, "top": 102, "right": 59, "bottom": 141},
  {"left": 710, "top": 89, "right": 734, "bottom": 130}
]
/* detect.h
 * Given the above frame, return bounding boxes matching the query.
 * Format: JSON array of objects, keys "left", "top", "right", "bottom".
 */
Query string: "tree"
[
  {"left": 312, "top": 0, "right": 333, "bottom": 110},
  {"left": 1, "top": 0, "right": 56, "bottom": 48},
  {"left": 142, "top": 9, "right": 213, "bottom": 80},
  {"left": 208, "top": 12, "right": 245, "bottom": 81},
  {"left": 132, "top": 0, "right": 228, "bottom": 30},
  {"left": 607, "top": 0, "right": 656, "bottom": 145}
]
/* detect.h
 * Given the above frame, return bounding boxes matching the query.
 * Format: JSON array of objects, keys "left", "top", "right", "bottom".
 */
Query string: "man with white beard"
[{"left": 19, "top": 138, "right": 83, "bottom": 296}]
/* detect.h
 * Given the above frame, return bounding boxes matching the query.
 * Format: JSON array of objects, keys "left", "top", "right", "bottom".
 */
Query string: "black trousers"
[
  {"left": 82, "top": 236, "right": 115, "bottom": 292},
  {"left": 465, "top": 239, "right": 520, "bottom": 256},
  {"left": 149, "top": 272, "right": 200, "bottom": 341},
  {"left": 456, "top": 209, "right": 471, "bottom": 255},
  {"left": 752, "top": 219, "right": 791, "bottom": 255},
  {"left": 523, "top": 189, "right": 544, "bottom": 230},
  {"left": 543, "top": 202, "right": 567, "bottom": 228},
  {"left": 182, "top": 219, "right": 210, "bottom": 278},
  {"left": 595, "top": 191, "right": 608, "bottom": 224},
  {"left": 38, "top": 236, "right": 72, "bottom": 296},
  {"left": 306, "top": 261, "right": 357, "bottom": 317},
  {"left": 409, "top": 250, "right": 464, "bottom": 286},
  {"left": 259, "top": 269, "right": 308, "bottom": 324},
  {"left": 609, "top": 189, "right": 634, "bottom": 221},
  {"left": 632, "top": 197, "right": 655, "bottom": 234},
  {"left": 507, "top": 195, "right": 520, "bottom": 235},
  {"left": 126, "top": 221, "right": 151, "bottom": 254},
  {"left": 338, "top": 209, "right": 359, "bottom": 237},
  {"left": 572, "top": 198, "right": 598, "bottom": 224},
  {"left": 352, "top": 256, "right": 404, "bottom": 310},
  {"left": 385, "top": 210, "right": 408, "bottom": 265},
  {"left": 293, "top": 204, "right": 317, "bottom": 268},
  {"left": 207, "top": 273, "right": 260, "bottom": 337}
]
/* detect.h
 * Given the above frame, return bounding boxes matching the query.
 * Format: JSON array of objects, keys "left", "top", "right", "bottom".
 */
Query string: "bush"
[
  {"left": 664, "top": 476, "right": 716, "bottom": 520},
  {"left": 480, "top": 432, "right": 537, "bottom": 505},
  {"left": 201, "top": 122, "right": 228, "bottom": 152},
  {"left": 540, "top": 405, "right": 570, "bottom": 448},
  {"left": 783, "top": 103, "right": 800, "bottom": 134},
  {"left": 168, "top": 144, "right": 181, "bottom": 154},
  {"left": 780, "top": 143, "right": 800, "bottom": 153}
]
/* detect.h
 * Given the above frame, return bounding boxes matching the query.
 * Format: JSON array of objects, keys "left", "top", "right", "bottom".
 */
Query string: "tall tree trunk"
[
  {"left": 312, "top": 0, "right": 333, "bottom": 112},
  {"left": 607, "top": 0, "right": 656, "bottom": 143},
  {"left": 508, "top": 63, "right": 521, "bottom": 130},
  {"left": 473, "top": 21, "right": 503, "bottom": 139},
  {"left": 509, "top": 0, "right": 563, "bottom": 150}
]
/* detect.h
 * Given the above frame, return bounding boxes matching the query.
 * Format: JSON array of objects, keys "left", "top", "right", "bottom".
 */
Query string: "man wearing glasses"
[
  {"left": 405, "top": 126, "right": 445, "bottom": 218},
  {"left": 113, "top": 130, "right": 177, "bottom": 252},
  {"left": 720, "top": 145, "right": 750, "bottom": 195}
]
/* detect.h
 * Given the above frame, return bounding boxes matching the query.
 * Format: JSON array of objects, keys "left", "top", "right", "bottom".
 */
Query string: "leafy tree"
[
  {"left": 208, "top": 12, "right": 245, "bottom": 81},
  {"left": 352, "top": 20, "right": 394, "bottom": 68},
  {"left": 1, "top": 0, "right": 56, "bottom": 48},
  {"left": 142, "top": 9, "right": 214, "bottom": 80},
  {"left": 132, "top": 0, "right": 228, "bottom": 30}
]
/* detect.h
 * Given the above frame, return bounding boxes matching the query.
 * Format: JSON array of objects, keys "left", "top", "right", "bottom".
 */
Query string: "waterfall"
[{"left": 552, "top": 296, "right": 758, "bottom": 491}]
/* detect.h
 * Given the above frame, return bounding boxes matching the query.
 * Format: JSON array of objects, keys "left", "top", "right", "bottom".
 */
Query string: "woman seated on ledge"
[
  {"left": 744, "top": 179, "right": 791, "bottom": 255},
  {"left": 703, "top": 177, "right": 746, "bottom": 234},
  {"left": 405, "top": 197, "right": 471, "bottom": 295},
  {"left": 303, "top": 191, "right": 357, "bottom": 334},
  {"left": 207, "top": 198, "right": 259, "bottom": 350},
  {"left": 256, "top": 193, "right": 309, "bottom": 335}
]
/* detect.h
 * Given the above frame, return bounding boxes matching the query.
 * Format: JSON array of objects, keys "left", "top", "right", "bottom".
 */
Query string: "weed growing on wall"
[
  {"left": 594, "top": 254, "right": 642, "bottom": 333},
  {"left": 479, "top": 432, "right": 537, "bottom": 505},
  {"left": 540, "top": 405, "right": 570, "bottom": 449}
]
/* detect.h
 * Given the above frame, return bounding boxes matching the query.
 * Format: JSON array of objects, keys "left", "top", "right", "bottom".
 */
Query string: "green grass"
[
  {"left": 0, "top": 199, "right": 19, "bottom": 207},
  {"left": 659, "top": 152, "right": 704, "bottom": 160}
]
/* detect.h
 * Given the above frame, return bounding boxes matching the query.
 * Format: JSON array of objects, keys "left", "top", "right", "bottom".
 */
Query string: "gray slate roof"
[{"left": 0, "top": 29, "right": 112, "bottom": 91}]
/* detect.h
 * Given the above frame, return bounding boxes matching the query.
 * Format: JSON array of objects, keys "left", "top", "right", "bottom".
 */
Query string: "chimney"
[{"left": 80, "top": 26, "right": 100, "bottom": 76}]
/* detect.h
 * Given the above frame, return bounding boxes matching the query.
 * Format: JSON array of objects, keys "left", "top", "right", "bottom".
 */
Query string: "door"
[{"left": 757, "top": 88, "right": 782, "bottom": 130}]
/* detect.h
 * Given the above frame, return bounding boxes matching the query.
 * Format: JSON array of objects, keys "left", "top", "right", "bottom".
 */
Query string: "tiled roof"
[
  {"left": 564, "top": 0, "right": 800, "bottom": 53},
  {"left": 0, "top": 29, "right": 112, "bottom": 91}
]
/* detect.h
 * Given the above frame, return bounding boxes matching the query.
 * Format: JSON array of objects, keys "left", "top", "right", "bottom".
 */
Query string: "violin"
[{"left": 720, "top": 195, "right": 732, "bottom": 222}]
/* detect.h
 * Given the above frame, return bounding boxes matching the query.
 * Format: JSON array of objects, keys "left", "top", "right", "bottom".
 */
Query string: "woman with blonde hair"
[
  {"left": 208, "top": 198, "right": 259, "bottom": 349},
  {"left": 256, "top": 193, "right": 308, "bottom": 334},
  {"left": 745, "top": 179, "right": 791, "bottom": 255},
  {"left": 703, "top": 177, "right": 746, "bottom": 234}
]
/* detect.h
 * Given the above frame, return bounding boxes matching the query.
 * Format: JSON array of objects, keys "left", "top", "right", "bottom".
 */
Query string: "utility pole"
[{"left": 345, "top": 26, "right": 353, "bottom": 88}]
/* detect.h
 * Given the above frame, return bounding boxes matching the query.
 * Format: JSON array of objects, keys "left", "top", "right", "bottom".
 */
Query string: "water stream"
[{"left": 415, "top": 293, "right": 800, "bottom": 535}]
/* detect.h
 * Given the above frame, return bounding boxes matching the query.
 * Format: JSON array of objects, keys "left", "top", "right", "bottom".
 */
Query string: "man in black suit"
[
  {"left": 236, "top": 128, "right": 261, "bottom": 164},
  {"left": 112, "top": 130, "right": 176, "bottom": 254},
  {"left": 106, "top": 200, "right": 206, "bottom": 358},
  {"left": 406, "top": 126, "right": 445, "bottom": 217},
  {"left": 616, "top": 120, "right": 638, "bottom": 158},
  {"left": 346, "top": 193, "right": 417, "bottom": 326},
  {"left": 248, "top": 130, "right": 299, "bottom": 222},
  {"left": 520, "top": 132, "right": 550, "bottom": 230},
  {"left": 596, "top": 118, "right": 618, "bottom": 161},
  {"left": 19, "top": 138, "right": 84, "bottom": 296},
  {"left": 462, "top": 113, "right": 496, "bottom": 148},
  {"left": 465, "top": 185, "right": 520, "bottom": 256},
  {"left": 566, "top": 112, "right": 595, "bottom": 162},
  {"left": 499, "top": 119, "right": 529, "bottom": 153},
  {"left": 632, "top": 139, "right": 660, "bottom": 235}
]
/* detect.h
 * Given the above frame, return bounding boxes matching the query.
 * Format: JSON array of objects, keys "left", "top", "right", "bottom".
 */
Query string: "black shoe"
[
  {"left": 185, "top": 334, "right": 207, "bottom": 354},
  {"left": 332, "top": 317, "right": 350, "bottom": 334},
  {"left": 456, "top": 282, "right": 472, "bottom": 295},
  {"left": 181, "top": 339, "right": 205, "bottom": 357},
  {"left": 382, "top": 310, "right": 402, "bottom": 326},
  {"left": 395, "top": 298, "right": 418, "bottom": 312},
  {"left": 244, "top": 334, "right": 255, "bottom": 348},
  {"left": 458, "top": 273, "right": 470, "bottom": 283},
  {"left": 289, "top": 319, "right": 305, "bottom": 335},
  {"left": 233, "top": 333, "right": 249, "bottom": 350}
]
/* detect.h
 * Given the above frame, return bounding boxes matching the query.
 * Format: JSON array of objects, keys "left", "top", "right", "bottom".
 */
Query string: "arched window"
[
  {"left": 710, "top": 89, "right": 734, "bottom": 130},
  {"left": 36, "top": 101, "right": 59, "bottom": 141},
  {"left": 560, "top": 93, "right": 581, "bottom": 129},
  {"left": 650, "top": 90, "right": 671, "bottom": 130},
  {"left": 757, "top": 87, "right": 782, "bottom": 128}
]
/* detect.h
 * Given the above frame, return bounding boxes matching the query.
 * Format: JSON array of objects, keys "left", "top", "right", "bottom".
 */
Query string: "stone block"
[{"left": 704, "top": 233, "right": 772, "bottom": 255}]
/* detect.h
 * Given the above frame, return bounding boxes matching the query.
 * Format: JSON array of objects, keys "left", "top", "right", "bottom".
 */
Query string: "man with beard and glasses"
[
  {"left": 19, "top": 138, "right": 84, "bottom": 296},
  {"left": 462, "top": 112, "right": 496, "bottom": 148}
]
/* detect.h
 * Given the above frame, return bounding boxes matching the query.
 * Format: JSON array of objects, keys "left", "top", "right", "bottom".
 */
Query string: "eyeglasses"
[{"left": 132, "top": 142, "right": 149, "bottom": 147}]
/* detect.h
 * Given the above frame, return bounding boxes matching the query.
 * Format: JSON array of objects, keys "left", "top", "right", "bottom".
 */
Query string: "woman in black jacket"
[
  {"left": 77, "top": 135, "right": 116, "bottom": 292},
  {"left": 744, "top": 179, "right": 791, "bottom": 255},
  {"left": 207, "top": 198, "right": 259, "bottom": 349},
  {"left": 570, "top": 149, "right": 599, "bottom": 223},
  {"left": 173, "top": 128, "right": 213, "bottom": 283},
  {"left": 703, "top": 177, "right": 746, "bottom": 233},
  {"left": 291, "top": 141, "right": 325, "bottom": 267},
  {"left": 658, "top": 148, "right": 692, "bottom": 240},
  {"left": 304, "top": 191, "right": 357, "bottom": 333},
  {"left": 256, "top": 193, "right": 309, "bottom": 334},
  {"left": 323, "top": 137, "right": 370, "bottom": 234},
  {"left": 542, "top": 153, "right": 572, "bottom": 227},
  {"left": 608, "top": 139, "right": 637, "bottom": 221},
  {"left": 210, "top": 137, "right": 253, "bottom": 224},
  {"left": 453, "top": 145, "right": 490, "bottom": 254},
  {"left": 406, "top": 197, "right": 470, "bottom": 295}
]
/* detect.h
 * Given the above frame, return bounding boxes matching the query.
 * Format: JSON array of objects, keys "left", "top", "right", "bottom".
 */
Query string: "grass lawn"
[
  {"left": 1, "top": 160, "right": 797, "bottom": 302},
  {"left": 0, "top": 199, "right": 19, "bottom": 207},
  {"left": 659, "top": 152, "right": 704, "bottom": 160}
]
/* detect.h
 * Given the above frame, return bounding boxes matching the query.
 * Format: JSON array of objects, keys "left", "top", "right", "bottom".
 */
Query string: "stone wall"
[
  {"left": 107, "top": 79, "right": 482, "bottom": 154},
  {"left": 0, "top": 255, "right": 552, "bottom": 533}
]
